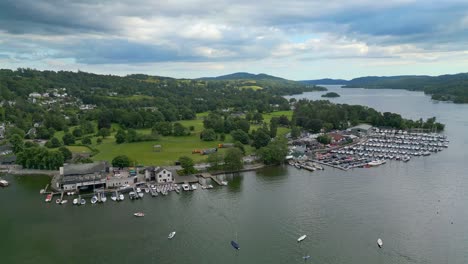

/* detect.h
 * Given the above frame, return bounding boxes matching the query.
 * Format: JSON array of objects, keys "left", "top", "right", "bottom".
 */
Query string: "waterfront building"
[
  {"left": 58, "top": 162, "right": 108, "bottom": 191},
  {"left": 106, "top": 167, "right": 138, "bottom": 188},
  {"left": 145, "top": 166, "right": 173, "bottom": 183}
]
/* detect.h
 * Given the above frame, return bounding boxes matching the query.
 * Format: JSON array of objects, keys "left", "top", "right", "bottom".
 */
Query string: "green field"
[
  {"left": 239, "top": 85, "right": 263, "bottom": 91},
  {"left": 58, "top": 111, "right": 292, "bottom": 165}
]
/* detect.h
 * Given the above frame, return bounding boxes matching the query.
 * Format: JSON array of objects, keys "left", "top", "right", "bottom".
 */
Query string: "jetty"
[{"left": 198, "top": 173, "right": 224, "bottom": 186}]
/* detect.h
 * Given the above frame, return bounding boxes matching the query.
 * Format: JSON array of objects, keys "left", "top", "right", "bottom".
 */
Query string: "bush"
[
  {"left": 200, "top": 129, "right": 217, "bottom": 141},
  {"left": 45, "top": 137, "right": 62, "bottom": 148},
  {"left": 112, "top": 155, "right": 131, "bottom": 168}
]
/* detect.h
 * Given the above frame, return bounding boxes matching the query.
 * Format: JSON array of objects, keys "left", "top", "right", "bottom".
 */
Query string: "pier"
[{"left": 198, "top": 173, "right": 224, "bottom": 186}]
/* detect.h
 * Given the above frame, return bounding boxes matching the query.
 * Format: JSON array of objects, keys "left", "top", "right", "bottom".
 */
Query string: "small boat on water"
[
  {"left": 168, "top": 231, "right": 176, "bottom": 239},
  {"left": 297, "top": 235, "right": 307, "bottom": 242},
  {"left": 221, "top": 181, "right": 228, "bottom": 186},
  {"left": 207, "top": 184, "right": 214, "bottom": 189},
  {"left": 145, "top": 188, "right": 150, "bottom": 193},
  {"left": 134, "top": 212, "right": 145, "bottom": 217},
  {"left": 136, "top": 187, "right": 141, "bottom": 193},
  {"left": 231, "top": 240, "right": 240, "bottom": 250},
  {"left": 80, "top": 198, "right": 86, "bottom": 205},
  {"left": 101, "top": 193, "right": 107, "bottom": 203},
  {"left": 91, "top": 195, "right": 98, "bottom": 204},
  {"left": 0, "top": 179, "right": 9, "bottom": 187},
  {"left": 191, "top": 184, "right": 197, "bottom": 190},
  {"left": 303, "top": 255, "right": 311, "bottom": 260},
  {"left": 73, "top": 198, "right": 78, "bottom": 205},
  {"left": 45, "top": 194, "right": 52, "bottom": 203},
  {"left": 129, "top": 191, "right": 137, "bottom": 200},
  {"left": 111, "top": 193, "right": 117, "bottom": 201},
  {"left": 39, "top": 189, "right": 45, "bottom": 194},
  {"left": 182, "top": 184, "right": 190, "bottom": 191},
  {"left": 56, "top": 198, "right": 61, "bottom": 204},
  {"left": 138, "top": 192, "right": 144, "bottom": 198},
  {"left": 377, "top": 238, "right": 383, "bottom": 248},
  {"left": 60, "top": 200, "right": 68, "bottom": 205},
  {"left": 119, "top": 194, "right": 124, "bottom": 201}
]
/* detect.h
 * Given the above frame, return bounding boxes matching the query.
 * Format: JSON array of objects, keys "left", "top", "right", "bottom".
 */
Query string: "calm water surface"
[{"left": 1, "top": 86, "right": 468, "bottom": 264}]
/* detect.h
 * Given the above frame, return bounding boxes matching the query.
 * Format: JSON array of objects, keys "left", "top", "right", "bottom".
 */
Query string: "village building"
[
  {"left": 105, "top": 167, "right": 138, "bottom": 188},
  {"left": 58, "top": 162, "right": 108, "bottom": 191},
  {"left": 145, "top": 166, "right": 173, "bottom": 183},
  {"left": 348, "top": 124, "right": 373, "bottom": 135}
]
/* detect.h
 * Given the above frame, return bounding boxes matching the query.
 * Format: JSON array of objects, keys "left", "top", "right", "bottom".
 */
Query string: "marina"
[{"left": 290, "top": 129, "right": 449, "bottom": 171}]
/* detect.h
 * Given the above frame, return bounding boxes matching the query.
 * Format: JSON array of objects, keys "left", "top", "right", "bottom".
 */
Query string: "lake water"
[{"left": 1, "top": 86, "right": 468, "bottom": 263}]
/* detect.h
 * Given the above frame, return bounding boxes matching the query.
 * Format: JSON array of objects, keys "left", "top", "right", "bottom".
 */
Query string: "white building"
[{"left": 145, "top": 167, "right": 173, "bottom": 183}]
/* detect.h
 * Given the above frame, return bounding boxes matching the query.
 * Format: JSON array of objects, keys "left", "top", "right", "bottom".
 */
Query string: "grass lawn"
[
  {"left": 239, "top": 85, "right": 263, "bottom": 91},
  {"left": 54, "top": 111, "right": 289, "bottom": 165}
]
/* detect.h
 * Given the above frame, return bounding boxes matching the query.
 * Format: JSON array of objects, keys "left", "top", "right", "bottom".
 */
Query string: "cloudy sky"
[{"left": 1, "top": 0, "right": 467, "bottom": 80}]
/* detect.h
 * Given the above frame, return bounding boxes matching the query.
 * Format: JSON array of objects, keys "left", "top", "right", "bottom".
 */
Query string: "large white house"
[{"left": 145, "top": 167, "right": 173, "bottom": 183}]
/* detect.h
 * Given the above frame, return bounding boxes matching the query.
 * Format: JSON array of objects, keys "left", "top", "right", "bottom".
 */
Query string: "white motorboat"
[
  {"left": 80, "top": 198, "right": 86, "bottom": 205},
  {"left": 191, "top": 184, "right": 197, "bottom": 190},
  {"left": 60, "top": 200, "right": 68, "bottom": 205},
  {"left": 297, "top": 235, "right": 307, "bottom": 242},
  {"left": 182, "top": 184, "right": 190, "bottom": 191},
  {"left": 119, "top": 194, "right": 125, "bottom": 201},
  {"left": 168, "top": 231, "right": 176, "bottom": 239},
  {"left": 56, "top": 198, "right": 61, "bottom": 204},
  {"left": 136, "top": 187, "right": 141, "bottom": 193},
  {"left": 368, "top": 160, "right": 385, "bottom": 167},
  {"left": 138, "top": 192, "right": 144, "bottom": 198},
  {"left": 134, "top": 212, "right": 145, "bottom": 217},
  {"left": 111, "top": 193, "right": 117, "bottom": 201},
  {"left": 377, "top": 238, "right": 383, "bottom": 248},
  {"left": 145, "top": 188, "right": 150, "bottom": 193},
  {"left": 207, "top": 184, "right": 214, "bottom": 189},
  {"left": 91, "top": 195, "right": 98, "bottom": 204},
  {"left": 101, "top": 193, "right": 107, "bottom": 203},
  {"left": 39, "top": 189, "right": 45, "bottom": 194},
  {"left": 129, "top": 191, "right": 136, "bottom": 199},
  {"left": 221, "top": 181, "right": 228, "bottom": 186}
]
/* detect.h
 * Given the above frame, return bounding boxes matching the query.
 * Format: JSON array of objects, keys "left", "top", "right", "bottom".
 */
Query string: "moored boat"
[
  {"left": 0, "top": 179, "right": 9, "bottom": 187},
  {"left": 297, "top": 234, "right": 307, "bottom": 242},
  {"left": 377, "top": 238, "right": 383, "bottom": 248},
  {"left": 91, "top": 195, "right": 98, "bottom": 204},
  {"left": 55, "top": 199, "right": 61, "bottom": 204},
  {"left": 111, "top": 193, "right": 117, "bottom": 201},
  {"left": 119, "top": 194, "right": 124, "bottom": 201},
  {"left": 45, "top": 194, "right": 52, "bottom": 202},
  {"left": 80, "top": 198, "right": 86, "bottom": 205},
  {"left": 101, "top": 193, "right": 107, "bottom": 203},
  {"left": 191, "top": 184, "right": 197, "bottom": 190},
  {"left": 73, "top": 198, "right": 78, "bottom": 205},
  {"left": 168, "top": 231, "right": 176, "bottom": 239},
  {"left": 134, "top": 212, "right": 145, "bottom": 217},
  {"left": 60, "top": 200, "right": 68, "bottom": 205}
]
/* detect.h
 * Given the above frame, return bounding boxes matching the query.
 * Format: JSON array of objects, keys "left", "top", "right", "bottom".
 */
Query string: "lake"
[{"left": 1, "top": 85, "right": 468, "bottom": 263}]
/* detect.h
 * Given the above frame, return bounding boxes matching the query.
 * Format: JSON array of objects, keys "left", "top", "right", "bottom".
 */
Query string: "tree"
[
  {"left": 258, "top": 137, "right": 288, "bottom": 165},
  {"left": 115, "top": 129, "right": 126, "bottom": 144},
  {"left": 58, "top": 146, "right": 72, "bottom": 161},
  {"left": 233, "top": 141, "right": 246, "bottom": 154},
  {"left": 45, "top": 137, "right": 62, "bottom": 148},
  {"left": 179, "top": 156, "right": 196, "bottom": 175},
  {"left": 62, "top": 133, "right": 75, "bottom": 145},
  {"left": 72, "top": 128, "right": 83, "bottom": 138},
  {"left": 253, "top": 112, "right": 263, "bottom": 124},
  {"left": 278, "top": 115, "right": 290, "bottom": 127},
  {"left": 235, "top": 119, "right": 250, "bottom": 133},
  {"left": 82, "top": 137, "right": 92, "bottom": 145},
  {"left": 97, "top": 138, "right": 103, "bottom": 144},
  {"left": 251, "top": 128, "right": 271, "bottom": 149},
  {"left": 152, "top": 122, "right": 172, "bottom": 136},
  {"left": 219, "top": 133, "right": 226, "bottom": 141},
  {"left": 9, "top": 134, "right": 24, "bottom": 154},
  {"left": 112, "top": 155, "right": 131, "bottom": 168},
  {"left": 305, "top": 119, "right": 323, "bottom": 133},
  {"left": 173, "top": 122, "right": 189, "bottom": 136},
  {"left": 231, "top": 129, "right": 249, "bottom": 144},
  {"left": 200, "top": 129, "right": 217, "bottom": 141},
  {"left": 98, "top": 128, "right": 110, "bottom": 138},
  {"left": 291, "top": 126, "right": 301, "bottom": 139},
  {"left": 224, "top": 148, "right": 244, "bottom": 171},
  {"left": 126, "top": 129, "right": 138, "bottom": 143},
  {"left": 269, "top": 118, "right": 278, "bottom": 138},
  {"left": 207, "top": 152, "right": 224, "bottom": 171},
  {"left": 81, "top": 121, "right": 95, "bottom": 135},
  {"left": 317, "top": 134, "right": 332, "bottom": 144}
]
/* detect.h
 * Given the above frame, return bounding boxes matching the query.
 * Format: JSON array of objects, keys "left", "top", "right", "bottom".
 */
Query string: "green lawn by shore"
[{"left": 61, "top": 111, "right": 291, "bottom": 165}]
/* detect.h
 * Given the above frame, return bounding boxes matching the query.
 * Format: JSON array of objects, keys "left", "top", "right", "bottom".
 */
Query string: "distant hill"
[
  {"left": 343, "top": 73, "right": 468, "bottom": 103},
  {"left": 197, "top": 72, "right": 288, "bottom": 81},
  {"left": 300, "top": 78, "right": 349, "bottom": 85}
]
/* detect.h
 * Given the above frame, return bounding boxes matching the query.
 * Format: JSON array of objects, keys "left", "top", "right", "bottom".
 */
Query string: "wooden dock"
[
  {"left": 198, "top": 173, "right": 223, "bottom": 186},
  {"left": 310, "top": 159, "right": 348, "bottom": 171}
]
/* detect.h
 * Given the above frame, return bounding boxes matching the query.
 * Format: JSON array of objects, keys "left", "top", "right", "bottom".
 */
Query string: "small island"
[{"left": 321, "top": 92, "right": 340, "bottom": 98}]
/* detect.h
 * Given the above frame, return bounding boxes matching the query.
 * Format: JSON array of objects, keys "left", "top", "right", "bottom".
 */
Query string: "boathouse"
[
  {"left": 106, "top": 167, "right": 138, "bottom": 188},
  {"left": 58, "top": 161, "right": 108, "bottom": 191}
]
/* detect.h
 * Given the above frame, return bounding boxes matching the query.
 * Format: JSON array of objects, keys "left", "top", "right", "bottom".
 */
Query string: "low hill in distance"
[
  {"left": 344, "top": 73, "right": 468, "bottom": 103},
  {"left": 300, "top": 78, "right": 349, "bottom": 85}
]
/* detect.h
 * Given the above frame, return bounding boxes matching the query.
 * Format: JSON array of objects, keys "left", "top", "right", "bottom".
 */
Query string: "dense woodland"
[
  {"left": 343, "top": 73, "right": 468, "bottom": 104},
  {"left": 292, "top": 100, "right": 445, "bottom": 132}
]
